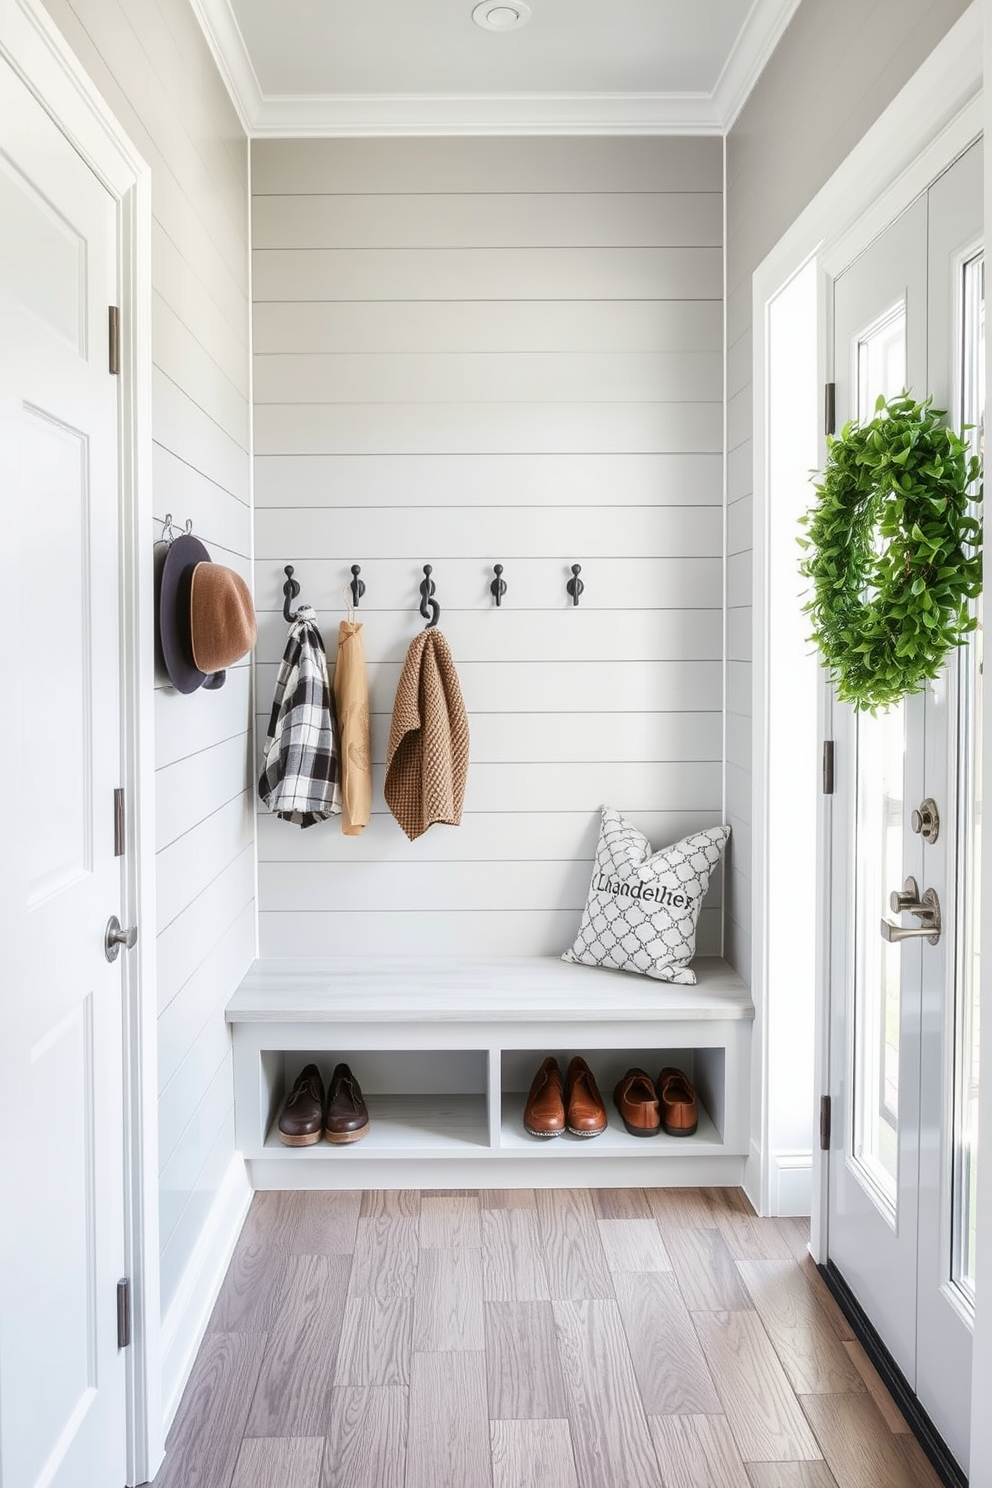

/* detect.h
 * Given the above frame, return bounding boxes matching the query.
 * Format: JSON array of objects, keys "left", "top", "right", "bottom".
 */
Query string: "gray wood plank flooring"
[{"left": 150, "top": 1189, "right": 944, "bottom": 1488}]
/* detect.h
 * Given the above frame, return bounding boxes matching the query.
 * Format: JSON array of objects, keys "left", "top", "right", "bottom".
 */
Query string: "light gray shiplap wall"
[
  {"left": 40, "top": 0, "right": 253, "bottom": 1320},
  {"left": 251, "top": 137, "right": 725, "bottom": 957},
  {"left": 724, "top": 0, "right": 970, "bottom": 986}
]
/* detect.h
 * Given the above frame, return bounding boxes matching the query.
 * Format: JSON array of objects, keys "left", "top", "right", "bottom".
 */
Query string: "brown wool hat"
[{"left": 189, "top": 562, "right": 257, "bottom": 675}]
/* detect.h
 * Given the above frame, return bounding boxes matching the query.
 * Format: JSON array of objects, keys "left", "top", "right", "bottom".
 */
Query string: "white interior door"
[
  {"left": 0, "top": 57, "right": 129, "bottom": 1488},
  {"left": 826, "top": 142, "right": 982, "bottom": 1474}
]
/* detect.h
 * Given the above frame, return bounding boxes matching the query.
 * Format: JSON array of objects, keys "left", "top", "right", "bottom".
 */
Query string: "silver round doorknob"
[{"left": 105, "top": 915, "right": 138, "bottom": 962}]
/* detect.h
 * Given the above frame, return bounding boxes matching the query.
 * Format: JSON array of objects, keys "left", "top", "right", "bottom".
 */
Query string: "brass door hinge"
[
  {"left": 823, "top": 740, "right": 835, "bottom": 795},
  {"left": 824, "top": 381, "right": 836, "bottom": 437},
  {"left": 108, "top": 305, "right": 120, "bottom": 375},
  {"left": 117, "top": 1278, "right": 131, "bottom": 1348}
]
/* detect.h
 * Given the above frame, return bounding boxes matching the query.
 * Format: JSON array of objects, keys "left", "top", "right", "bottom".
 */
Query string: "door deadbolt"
[
  {"left": 911, "top": 797, "right": 940, "bottom": 844},
  {"left": 105, "top": 915, "right": 138, "bottom": 962},
  {"left": 880, "top": 877, "right": 941, "bottom": 946}
]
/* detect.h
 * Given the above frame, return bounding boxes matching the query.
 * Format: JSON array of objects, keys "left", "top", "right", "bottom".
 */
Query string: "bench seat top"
[{"left": 227, "top": 955, "right": 754, "bottom": 1025}]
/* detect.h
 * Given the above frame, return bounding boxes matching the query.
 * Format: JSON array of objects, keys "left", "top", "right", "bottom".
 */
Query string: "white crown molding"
[
  {"left": 186, "top": 0, "right": 261, "bottom": 136},
  {"left": 711, "top": 0, "right": 804, "bottom": 130},
  {"left": 189, "top": 0, "right": 795, "bottom": 137},
  {"left": 251, "top": 91, "right": 722, "bottom": 138}
]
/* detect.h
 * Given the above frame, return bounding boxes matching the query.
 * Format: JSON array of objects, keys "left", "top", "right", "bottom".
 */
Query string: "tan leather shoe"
[
  {"left": 278, "top": 1063, "right": 325, "bottom": 1146},
  {"left": 523, "top": 1056, "right": 565, "bottom": 1138},
  {"left": 566, "top": 1056, "right": 607, "bottom": 1138},
  {"left": 614, "top": 1068, "right": 661, "bottom": 1137},
  {"left": 657, "top": 1067, "right": 698, "bottom": 1137}
]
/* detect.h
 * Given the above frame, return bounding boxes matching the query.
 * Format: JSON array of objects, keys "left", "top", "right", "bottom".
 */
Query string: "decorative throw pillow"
[{"left": 562, "top": 809, "right": 730, "bottom": 985}]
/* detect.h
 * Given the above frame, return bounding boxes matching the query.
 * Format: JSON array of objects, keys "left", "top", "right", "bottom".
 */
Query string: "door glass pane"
[
  {"left": 952, "top": 252, "right": 983, "bottom": 1303},
  {"left": 850, "top": 299, "right": 908, "bottom": 1219},
  {"left": 853, "top": 705, "right": 904, "bottom": 1214}
]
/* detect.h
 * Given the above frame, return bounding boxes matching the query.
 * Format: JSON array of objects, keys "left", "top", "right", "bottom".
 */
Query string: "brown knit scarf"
[{"left": 384, "top": 629, "right": 469, "bottom": 841}]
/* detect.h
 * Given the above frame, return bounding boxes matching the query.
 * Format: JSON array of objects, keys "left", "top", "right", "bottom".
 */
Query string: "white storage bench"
[{"left": 227, "top": 955, "right": 754, "bottom": 1190}]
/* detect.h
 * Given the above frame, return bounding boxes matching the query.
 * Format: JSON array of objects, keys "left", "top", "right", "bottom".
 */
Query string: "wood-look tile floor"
[{"left": 150, "top": 1188, "right": 944, "bottom": 1488}]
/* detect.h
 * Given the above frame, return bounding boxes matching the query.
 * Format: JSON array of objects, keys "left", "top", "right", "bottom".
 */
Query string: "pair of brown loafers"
[
  {"left": 524, "top": 1055, "right": 607, "bottom": 1138},
  {"left": 277, "top": 1062, "right": 370, "bottom": 1146},
  {"left": 614, "top": 1066, "right": 698, "bottom": 1138}
]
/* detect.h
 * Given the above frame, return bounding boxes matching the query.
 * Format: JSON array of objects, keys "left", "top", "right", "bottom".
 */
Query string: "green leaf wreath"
[{"left": 798, "top": 392, "right": 983, "bottom": 712}]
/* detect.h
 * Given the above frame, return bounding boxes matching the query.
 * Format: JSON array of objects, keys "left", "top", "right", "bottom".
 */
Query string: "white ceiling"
[{"left": 190, "top": 0, "right": 803, "bottom": 137}]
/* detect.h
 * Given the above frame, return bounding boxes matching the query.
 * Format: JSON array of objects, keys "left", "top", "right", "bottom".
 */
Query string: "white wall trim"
[
  {"left": 750, "top": 1, "right": 981, "bottom": 1219},
  {"left": 0, "top": 1, "right": 161, "bottom": 1481},
  {"left": 185, "top": 0, "right": 259, "bottom": 136},
  {"left": 249, "top": 90, "right": 723, "bottom": 138},
  {"left": 160, "top": 1152, "right": 252, "bottom": 1434},
  {"left": 190, "top": 0, "right": 798, "bottom": 137},
  {"left": 770, "top": 1149, "right": 813, "bottom": 1218},
  {"left": 711, "top": 0, "right": 803, "bottom": 131}
]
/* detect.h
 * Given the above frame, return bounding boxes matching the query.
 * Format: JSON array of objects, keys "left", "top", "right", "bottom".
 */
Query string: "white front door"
[
  {"left": 0, "top": 57, "right": 129, "bottom": 1488},
  {"left": 826, "top": 142, "right": 982, "bottom": 1473}
]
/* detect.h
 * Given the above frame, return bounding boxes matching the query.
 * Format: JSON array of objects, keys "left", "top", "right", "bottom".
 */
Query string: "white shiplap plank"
[
  {"left": 253, "top": 402, "right": 722, "bottom": 457},
  {"left": 252, "top": 352, "right": 722, "bottom": 407},
  {"left": 254, "top": 452, "right": 722, "bottom": 510},
  {"left": 155, "top": 662, "right": 252, "bottom": 770},
  {"left": 250, "top": 137, "right": 722, "bottom": 196},
  {"left": 257, "top": 906, "right": 722, "bottom": 959},
  {"left": 154, "top": 219, "right": 248, "bottom": 394},
  {"left": 258, "top": 859, "right": 722, "bottom": 915},
  {"left": 254, "top": 709, "right": 721, "bottom": 768},
  {"left": 252, "top": 247, "right": 722, "bottom": 304},
  {"left": 255, "top": 760, "right": 721, "bottom": 818},
  {"left": 152, "top": 446, "right": 249, "bottom": 562},
  {"left": 154, "top": 291, "right": 249, "bottom": 448},
  {"left": 156, "top": 790, "right": 254, "bottom": 933},
  {"left": 158, "top": 999, "right": 237, "bottom": 1178},
  {"left": 251, "top": 192, "right": 723, "bottom": 251},
  {"left": 253, "top": 660, "right": 723, "bottom": 717},
  {"left": 156, "top": 733, "right": 252, "bottom": 851},
  {"left": 153, "top": 367, "right": 250, "bottom": 498},
  {"left": 157, "top": 846, "right": 255, "bottom": 1017},
  {"left": 254, "top": 505, "right": 722, "bottom": 563},
  {"left": 158, "top": 902, "right": 255, "bottom": 1093},
  {"left": 253, "top": 559, "right": 722, "bottom": 615},
  {"left": 253, "top": 609, "right": 723, "bottom": 668},
  {"left": 158, "top": 1054, "right": 235, "bottom": 1232},
  {"left": 256, "top": 810, "right": 723, "bottom": 866},
  {"left": 253, "top": 299, "right": 723, "bottom": 356},
  {"left": 159, "top": 1109, "right": 237, "bottom": 1315}
]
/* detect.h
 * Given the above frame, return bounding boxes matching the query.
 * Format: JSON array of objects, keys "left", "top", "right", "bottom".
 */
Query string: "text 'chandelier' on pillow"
[{"left": 562, "top": 809, "right": 731, "bottom": 985}]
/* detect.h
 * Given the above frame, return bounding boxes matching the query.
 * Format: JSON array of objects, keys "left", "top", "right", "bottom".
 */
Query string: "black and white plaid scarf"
[{"left": 258, "top": 606, "right": 342, "bottom": 827}]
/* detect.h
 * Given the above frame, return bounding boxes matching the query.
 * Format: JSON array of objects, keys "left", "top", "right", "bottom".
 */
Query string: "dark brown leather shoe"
[
  {"left": 324, "top": 1062, "right": 370, "bottom": 1143},
  {"left": 278, "top": 1063, "right": 325, "bottom": 1146},
  {"left": 658, "top": 1067, "right": 698, "bottom": 1137},
  {"left": 614, "top": 1068, "right": 661, "bottom": 1137},
  {"left": 566, "top": 1056, "right": 607, "bottom": 1138},
  {"left": 523, "top": 1056, "right": 565, "bottom": 1138}
]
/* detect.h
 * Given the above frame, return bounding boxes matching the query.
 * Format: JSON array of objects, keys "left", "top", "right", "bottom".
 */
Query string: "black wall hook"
[
  {"left": 490, "top": 563, "right": 507, "bottom": 607},
  {"left": 282, "top": 564, "right": 302, "bottom": 622},
  {"left": 566, "top": 563, "right": 584, "bottom": 606},
  {"left": 350, "top": 564, "right": 366, "bottom": 608},
  {"left": 419, "top": 564, "right": 441, "bottom": 629}
]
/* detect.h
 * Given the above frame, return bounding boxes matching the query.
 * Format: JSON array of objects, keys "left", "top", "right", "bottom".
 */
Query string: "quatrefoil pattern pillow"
[{"left": 562, "top": 809, "right": 730, "bottom": 985}]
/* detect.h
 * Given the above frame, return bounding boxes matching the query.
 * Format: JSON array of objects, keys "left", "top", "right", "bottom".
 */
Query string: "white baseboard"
[
  {"left": 159, "top": 1152, "right": 252, "bottom": 1432},
  {"left": 744, "top": 1137, "right": 762, "bottom": 1213},
  {"left": 770, "top": 1149, "right": 813, "bottom": 1217}
]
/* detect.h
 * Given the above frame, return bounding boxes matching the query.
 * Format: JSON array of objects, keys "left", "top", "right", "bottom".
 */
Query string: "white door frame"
[
  {"left": 749, "top": 0, "right": 981, "bottom": 1234},
  {"left": 0, "top": 0, "right": 161, "bottom": 1480}
]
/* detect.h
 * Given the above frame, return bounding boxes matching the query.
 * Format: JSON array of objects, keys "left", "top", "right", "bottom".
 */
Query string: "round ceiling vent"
[{"left": 472, "top": 1, "right": 532, "bottom": 31}]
